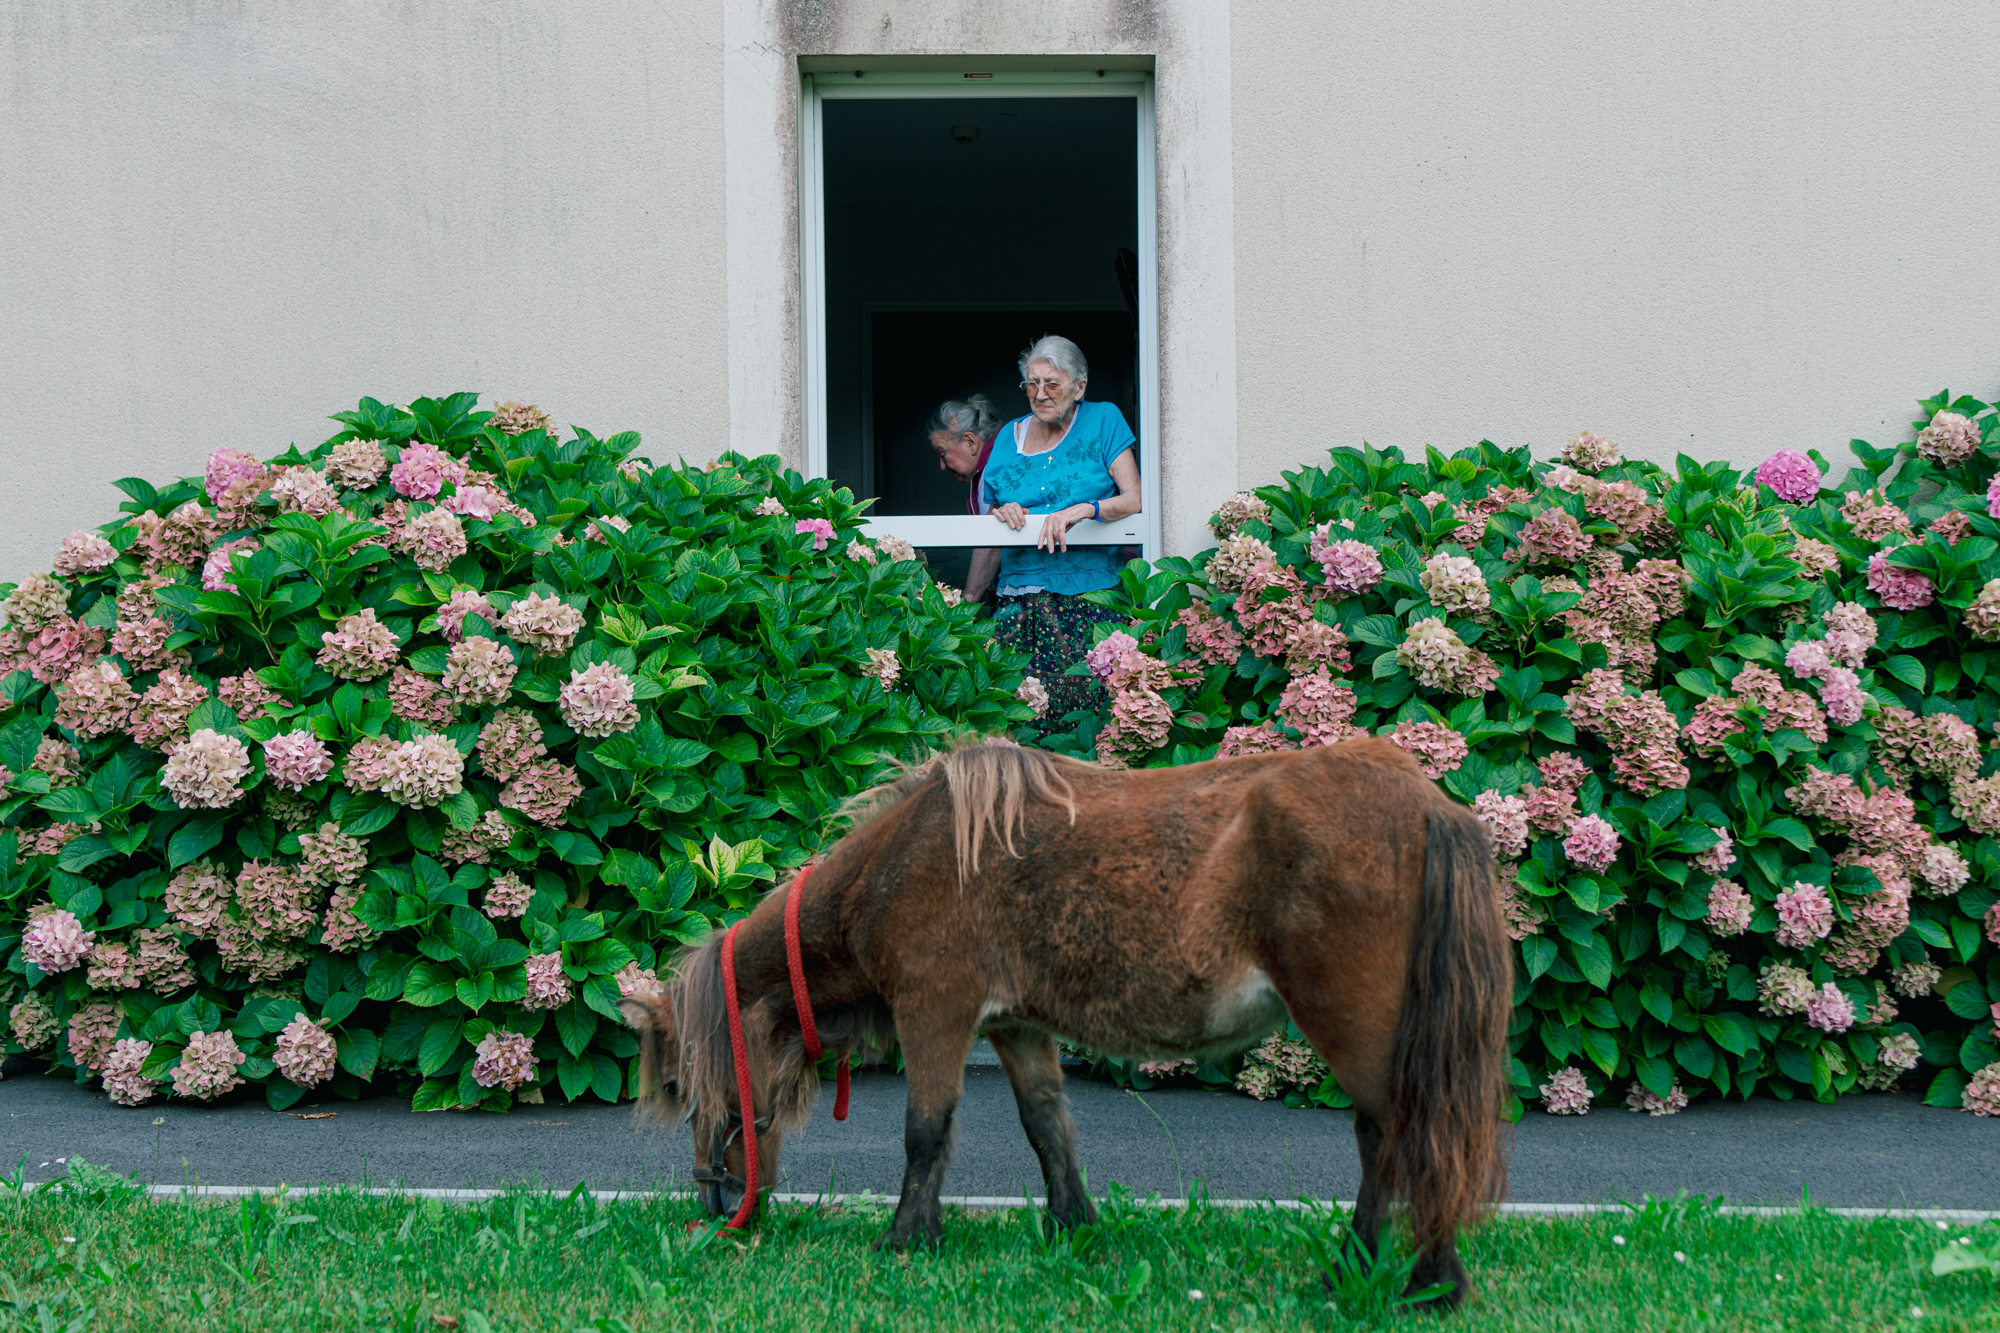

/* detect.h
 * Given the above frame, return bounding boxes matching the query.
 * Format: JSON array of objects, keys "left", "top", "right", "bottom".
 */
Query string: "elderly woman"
[
  {"left": 980, "top": 334, "right": 1142, "bottom": 736},
  {"left": 927, "top": 394, "right": 1004, "bottom": 603}
]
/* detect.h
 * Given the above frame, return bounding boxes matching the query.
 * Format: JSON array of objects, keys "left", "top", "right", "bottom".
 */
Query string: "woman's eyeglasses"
[{"left": 1020, "top": 378, "right": 1071, "bottom": 396}]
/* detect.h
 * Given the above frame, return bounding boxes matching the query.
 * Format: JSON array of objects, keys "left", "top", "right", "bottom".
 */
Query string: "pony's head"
[{"left": 621, "top": 931, "right": 883, "bottom": 1220}]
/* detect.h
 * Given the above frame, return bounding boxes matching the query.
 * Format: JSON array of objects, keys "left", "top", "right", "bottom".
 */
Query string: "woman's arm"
[
  {"left": 1034, "top": 447, "right": 1141, "bottom": 552},
  {"left": 964, "top": 547, "right": 1001, "bottom": 602}
]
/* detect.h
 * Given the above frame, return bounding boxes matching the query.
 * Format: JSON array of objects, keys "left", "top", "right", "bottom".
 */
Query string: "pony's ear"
[{"left": 620, "top": 995, "right": 674, "bottom": 1034}]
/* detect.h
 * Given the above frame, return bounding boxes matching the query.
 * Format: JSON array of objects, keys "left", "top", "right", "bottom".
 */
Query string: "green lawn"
[{"left": 4, "top": 1166, "right": 1998, "bottom": 1331}]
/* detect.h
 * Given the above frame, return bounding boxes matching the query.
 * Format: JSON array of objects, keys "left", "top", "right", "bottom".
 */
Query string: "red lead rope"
[{"left": 718, "top": 866, "right": 845, "bottom": 1231}]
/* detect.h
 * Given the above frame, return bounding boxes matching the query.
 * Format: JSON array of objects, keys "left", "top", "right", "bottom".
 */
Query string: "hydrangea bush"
[
  {"left": 1055, "top": 404, "right": 2000, "bottom": 1116},
  {"left": 0, "top": 393, "right": 1032, "bottom": 1112}
]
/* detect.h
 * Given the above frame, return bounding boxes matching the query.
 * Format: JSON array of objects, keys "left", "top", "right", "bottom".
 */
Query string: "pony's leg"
[
  {"left": 984, "top": 1025, "right": 1095, "bottom": 1232},
  {"left": 882, "top": 1021, "right": 974, "bottom": 1250},
  {"left": 1350, "top": 1109, "right": 1385, "bottom": 1257}
]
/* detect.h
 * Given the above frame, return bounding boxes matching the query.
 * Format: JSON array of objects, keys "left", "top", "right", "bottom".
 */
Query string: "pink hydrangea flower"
[
  {"left": 1774, "top": 881, "right": 1835, "bottom": 948},
  {"left": 1207, "top": 533, "right": 1277, "bottom": 593},
  {"left": 161, "top": 729, "right": 252, "bottom": 809},
  {"left": 559, "top": 662, "right": 639, "bottom": 737},
  {"left": 1562, "top": 432, "right": 1621, "bottom": 474},
  {"left": 1790, "top": 537, "right": 1840, "bottom": 577},
  {"left": 1562, "top": 814, "right": 1620, "bottom": 874},
  {"left": 794, "top": 518, "right": 835, "bottom": 551},
  {"left": 380, "top": 734, "right": 466, "bottom": 808},
  {"left": 1015, "top": 676, "right": 1050, "bottom": 717},
  {"left": 1419, "top": 554, "right": 1490, "bottom": 616},
  {"left": 1472, "top": 791, "right": 1530, "bottom": 860},
  {"left": 101, "top": 1038, "right": 161, "bottom": 1107},
  {"left": 1758, "top": 963, "right": 1815, "bottom": 1015},
  {"left": 235, "top": 860, "right": 318, "bottom": 940},
  {"left": 204, "top": 448, "right": 269, "bottom": 506},
  {"left": 298, "top": 823, "right": 368, "bottom": 890},
  {"left": 387, "top": 665, "right": 457, "bottom": 727},
  {"left": 22, "top": 907, "right": 94, "bottom": 974},
  {"left": 1396, "top": 618, "right": 1498, "bottom": 695},
  {"left": 1694, "top": 826, "right": 1736, "bottom": 876},
  {"left": 1930, "top": 509, "right": 1973, "bottom": 544},
  {"left": 341, "top": 734, "right": 403, "bottom": 794},
  {"left": 476, "top": 708, "right": 548, "bottom": 781},
  {"left": 389, "top": 443, "right": 467, "bottom": 500},
  {"left": 863, "top": 647, "right": 901, "bottom": 689},
  {"left": 1514, "top": 509, "right": 1593, "bottom": 565},
  {"left": 1865, "top": 551, "right": 1935, "bottom": 610},
  {"left": 217, "top": 671, "right": 283, "bottom": 720},
  {"left": 447, "top": 483, "right": 510, "bottom": 522},
  {"left": 264, "top": 731, "right": 334, "bottom": 791},
  {"left": 3, "top": 573, "right": 70, "bottom": 631},
  {"left": 1310, "top": 531, "right": 1383, "bottom": 598},
  {"left": 471, "top": 1030, "right": 537, "bottom": 1092},
  {"left": 317, "top": 608, "right": 401, "bottom": 681},
  {"left": 1626, "top": 1081, "right": 1688, "bottom": 1116},
  {"left": 269, "top": 466, "right": 341, "bottom": 517},
  {"left": 128, "top": 669, "right": 210, "bottom": 751},
  {"left": 1916, "top": 411, "right": 1982, "bottom": 466},
  {"left": 273, "top": 1015, "right": 338, "bottom": 1087},
  {"left": 1539, "top": 1067, "right": 1593, "bottom": 1115},
  {"left": 441, "top": 637, "right": 517, "bottom": 706},
  {"left": 164, "top": 860, "right": 232, "bottom": 937},
  {"left": 1961, "top": 1064, "right": 2000, "bottom": 1117},
  {"left": 173, "top": 1029, "right": 246, "bottom": 1101},
  {"left": 1920, "top": 844, "right": 1970, "bottom": 896},
  {"left": 397, "top": 508, "right": 469, "bottom": 572},
  {"left": 67, "top": 1002, "right": 121, "bottom": 1073},
  {"left": 523, "top": 952, "right": 572, "bottom": 1009},
  {"left": 1803, "top": 982, "right": 1856, "bottom": 1034},
  {"left": 436, "top": 588, "right": 496, "bottom": 642},
  {"left": 325, "top": 439, "right": 389, "bottom": 488},
  {"left": 1085, "top": 632, "right": 1140, "bottom": 684},
  {"left": 488, "top": 401, "right": 555, "bottom": 437},
  {"left": 51, "top": 530, "right": 118, "bottom": 577},
  {"left": 484, "top": 872, "right": 534, "bottom": 919},
  {"left": 499, "top": 760, "right": 582, "bottom": 826},
  {"left": 10, "top": 994, "right": 61, "bottom": 1050},
  {"left": 1216, "top": 723, "right": 1295, "bottom": 758},
  {"left": 1840, "top": 489, "right": 1913, "bottom": 542},
  {"left": 500, "top": 592, "right": 583, "bottom": 657},
  {"left": 1754, "top": 449, "right": 1823, "bottom": 503},
  {"left": 1386, "top": 720, "right": 1469, "bottom": 778},
  {"left": 753, "top": 496, "right": 787, "bottom": 517},
  {"left": 1815, "top": 668, "right": 1865, "bottom": 727},
  {"left": 54, "top": 659, "right": 136, "bottom": 738},
  {"left": 1210, "top": 492, "right": 1271, "bottom": 540},
  {"left": 616, "top": 962, "right": 666, "bottom": 999},
  {"left": 1705, "top": 879, "right": 1752, "bottom": 936},
  {"left": 1277, "top": 668, "right": 1359, "bottom": 748},
  {"left": 200, "top": 538, "right": 259, "bottom": 594}
]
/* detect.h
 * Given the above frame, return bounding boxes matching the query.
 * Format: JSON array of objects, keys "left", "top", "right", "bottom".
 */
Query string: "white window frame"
[{"left": 798, "top": 69, "right": 1160, "bottom": 556}]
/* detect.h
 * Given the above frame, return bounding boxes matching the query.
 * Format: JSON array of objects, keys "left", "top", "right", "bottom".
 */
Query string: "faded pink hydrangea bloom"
[
  {"left": 1539, "top": 1067, "right": 1593, "bottom": 1115},
  {"left": 1536, "top": 754, "right": 1588, "bottom": 791},
  {"left": 1626, "top": 1081, "right": 1688, "bottom": 1116},
  {"left": 100, "top": 1038, "right": 161, "bottom": 1107},
  {"left": 934, "top": 582, "right": 964, "bottom": 607},
  {"left": 1209, "top": 492, "right": 1271, "bottom": 540},
  {"left": 131, "top": 928, "right": 195, "bottom": 992},
  {"left": 269, "top": 466, "right": 340, "bottom": 517},
  {"left": 1694, "top": 826, "right": 1736, "bottom": 876},
  {"left": 499, "top": 761, "right": 582, "bottom": 826},
  {"left": 1758, "top": 963, "right": 1815, "bottom": 1016},
  {"left": 1472, "top": 791, "right": 1530, "bottom": 860},
  {"left": 85, "top": 941, "right": 141, "bottom": 991},
  {"left": 1774, "top": 882, "right": 1835, "bottom": 948},
  {"left": 1514, "top": 509, "right": 1593, "bottom": 565},
  {"left": 1803, "top": 983, "right": 1856, "bottom": 1034},
  {"left": 1950, "top": 775, "right": 2000, "bottom": 837},
  {"left": 1282, "top": 616, "right": 1351, "bottom": 674},
  {"left": 1931, "top": 509, "right": 1973, "bottom": 544},
  {"left": 1754, "top": 449, "right": 1822, "bottom": 503},
  {"left": 273, "top": 1015, "right": 338, "bottom": 1088},
  {"left": 162, "top": 729, "right": 251, "bottom": 809},
  {"left": 217, "top": 671, "right": 283, "bottom": 721},
  {"left": 488, "top": 401, "right": 555, "bottom": 437},
  {"left": 33, "top": 737, "right": 83, "bottom": 788},
  {"left": 1387, "top": 720, "right": 1468, "bottom": 778},
  {"left": 398, "top": 507, "right": 468, "bottom": 572},
  {"left": 1562, "top": 431, "right": 1621, "bottom": 474},
  {"left": 1085, "top": 631, "right": 1141, "bottom": 684},
  {"left": 51, "top": 530, "right": 118, "bottom": 577},
  {"left": 1916, "top": 410, "right": 1982, "bottom": 465},
  {"left": 387, "top": 666, "right": 456, "bottom": 727},
  {"left": 341, "top": 734, "right": 403, "bottom": 794},
  {"left": 205, "top": 448, "right": 270, "bottom": 507},
  {"left": 449, "top": 483, "right": 512, "bottom": 522},
  {"left": 236, "top": 860, "right": 319, "bottom": 940},
  {"left": 129, "top": 669, "right": 210, "bottom": 750},
  {"left": 484, "top": 871, "right": 534, "bottom": 919},
  {"left": 523, "top": 952, "right": 571, "bottom": 1009},
  {"left": 319, "top": 881, "right": 379, "bottom": 954},
  {"left": 55, "top": 660, "right": 136, "bottom": 738},
  {"left": 1965, "top": 1064, "right": 2000, "bottom": 1117},
  {"left": 325, "top": 439, "right": 389, "bottom": 489},
  {"left": 1497, "top": 864, "right": 1545, "bottom": 940},
  {"left": 501, "top": 592, "right": 584, "bottom": 657},
  {"left": 1839, "top": 490, "right": 1913, "bottom": 543},
  {"left": 12, "top": 993, "right": 63, "bottom": 1050},
  {"left": 23, "top": 907, "right": 94, "bottom": 973},
  {"left": 263, "top": 731, "right": 334, "bottom": 791},
  {"left": 1789, "top": 537, "right": 1840, "bottom": 578},
  {"left": 560, "top": 662, "right": 639, "bottom": 737},
  {"left": 863, "top": 647, "right": 901, "bottom": 689},
  {"left": 295, "top": 823, "right": 367, "bottom": 893},
  {"left": 616, "top": 962, "right": 666, "bottom": 999},
  {"left": 1, "top": 614, "right": 109, "bottom": 686},
  {"left": 1988, "top": 900, "right": 2000, "bottom": 948},
  {"left": 436, "top": 588, "right": 496, "bottom": 642},
  {"left": 389, "top": 443, "right": 467, "bottom": 500},
  {"left": 1277, "top": 668, "right": 1359, "bottom": 748},
  {"left": 1310, "top": 530, "right": 1383, "bottom": 598},
  {"left": 753, "top": 496, "right": 787, "bottom": 517},
  {"left": 1988, "top": 474, "right": 2000, "bottom": 522},
  {"left": 1873, "top": 1031, "right": 1921, "bottom": 1074},
  {"left": 442, "top": 809, "right": 514, "bottom": 865},
  {"left": 380, "top": 734, "right": 466, "bottom": 808},
  {"left": 442, "top": 636, "right": 517, "bottom": 706},
  {"left": 214, "top": 914, "right": 309, "bottom": 980},
  {"left": 174, "top": 1029, "right": 247, "bottom": 1101},
  {"left": 1815, "top": 667, "right": 1865, "bottom": 727},
  {"left": 66, "top": 1001, "right": 121, "bottom": 1074},
  {"left": 1396, "top": 618, "right": 1498, "bottom": 696},
  {"left": 110, "top": 576, "right": 188, "bottom": 672},
  {"left": 1207, "top": 533, "right": 1277, "bottom": 593},
  {"left": 2, "top": 573, "right": 70, "bottom": 631},
  {"left": 476, "top": 708, "right": 547, "bottom": 781},
  {"left": 472, "top": 1030, "right": 537, "bottom": 1092},
  {"left": 143, "top": 500, "right": 222, "bottom": 572},
  {"left": 1523, "top": 783, "right": 1578, "bottom": 836},
  {"left": 1920, "top": 844, "right": 1970, "bottom": 896},
  {"left": 1419, "top": 553, "right": 1490, "bottom": 616},
  {"left": 876, "top": 533, "right": 917, "bottom": 564},
  {"left": 1562, "top": 814, "right": 1620, "bottom": 874},
  {"left": 164, "top": 860, "right": 233, "bottom": 937},
  {"left": 794, "top": 518, "right": 835, "bottom": 551},
  {"left": 317, "top": 608, "right": 401, "bottom": 681},
  {"left": 1095, "top": 686, "right": 1173, "bottom": 768},
  {"left": 1865, "top": 551, "right": 1934, "bottom": 611},
  {"left": 1216, "top": 723, "right": 1295, "bottom": 758},
  {"left": 1784, "top": 639, "right": 1834, "bottom": 681},
  {"left": 1014, "top": 676, "right": 1050, "bottom": 717},
  {"left": 1705, "top": 879, "right": 1752, "bottom": 936},
  {"left": 843, "top": 538, "right": 876, "bottom": 566}
]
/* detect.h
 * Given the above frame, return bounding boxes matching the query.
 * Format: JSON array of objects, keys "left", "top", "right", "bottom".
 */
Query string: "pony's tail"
[{"left": 1378, "top": 804, "right": 1512, "bottom": 1254}]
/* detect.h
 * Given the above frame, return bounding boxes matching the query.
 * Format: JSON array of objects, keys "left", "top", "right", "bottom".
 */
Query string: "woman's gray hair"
[
  {"left": 926, "top": 394, "right": 1003, "bottom": 441},
  {"left": 1018, "top": 335, "right": 1089, "bottom": 386}
]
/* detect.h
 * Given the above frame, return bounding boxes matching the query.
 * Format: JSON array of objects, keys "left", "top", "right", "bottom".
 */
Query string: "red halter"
[{"left": 717, "top": 865, "right": 848, "bottom": 1230}]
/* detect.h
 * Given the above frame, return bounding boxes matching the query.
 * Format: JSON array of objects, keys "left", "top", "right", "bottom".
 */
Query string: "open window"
[{"left": 800, "top": 71, "right": 1159, "bottom": 586}]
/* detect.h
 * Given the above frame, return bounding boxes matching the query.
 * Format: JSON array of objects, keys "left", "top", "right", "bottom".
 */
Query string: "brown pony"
[{"left": 620, "top": 736, "right": 1511, "bottom": 1305}]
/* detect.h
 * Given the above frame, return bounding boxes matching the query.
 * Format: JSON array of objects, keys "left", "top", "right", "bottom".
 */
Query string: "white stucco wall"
[
  {"left": 1, "top": 0, "right": 729, "bottom": 582},
  {"left": 1230, "top": 0, "right": 2000, "bottom": 493}
]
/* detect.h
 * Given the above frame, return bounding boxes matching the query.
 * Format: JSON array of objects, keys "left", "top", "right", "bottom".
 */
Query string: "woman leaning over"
[{"left": 981, "top": 334, "right": 1142, "bottom": 738}]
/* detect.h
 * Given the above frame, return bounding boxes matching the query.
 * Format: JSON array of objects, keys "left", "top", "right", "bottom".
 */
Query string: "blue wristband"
[{"left": 1088, "top": 500, "right": 1101, "bottom": 521}]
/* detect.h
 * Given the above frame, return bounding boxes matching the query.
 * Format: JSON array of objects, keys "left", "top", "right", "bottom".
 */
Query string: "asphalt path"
[{"left": 3, "top": 1062, "right": 1995, "bottom": 1209}]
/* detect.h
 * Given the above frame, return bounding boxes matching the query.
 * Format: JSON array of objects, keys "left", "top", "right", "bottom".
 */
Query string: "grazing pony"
[{"left": 620, "top": 737, "right": 1511, "bottom": 1305}]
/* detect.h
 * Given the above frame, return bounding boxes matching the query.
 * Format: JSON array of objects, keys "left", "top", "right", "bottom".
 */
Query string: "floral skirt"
[{"left": 993, "top": 592, "right": 1123, "bottom": 740}]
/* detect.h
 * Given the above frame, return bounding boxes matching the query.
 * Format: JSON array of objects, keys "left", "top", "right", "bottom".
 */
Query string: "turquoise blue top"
[{"left": 978, "top": 400, "right": 1137, "bottom": 596}]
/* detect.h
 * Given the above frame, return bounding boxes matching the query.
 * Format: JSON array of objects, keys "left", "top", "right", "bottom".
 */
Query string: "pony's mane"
[{"left": 835, "top": 737, "right": 1085, "bottom": 881}]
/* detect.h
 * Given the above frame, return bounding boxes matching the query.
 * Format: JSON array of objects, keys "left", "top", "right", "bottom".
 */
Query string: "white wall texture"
[
  {"left": 2, "top": 0, "right": 729, "bottom": 581},
  {"left": 1229, "top": 0, "right": 2000, "bottom": 492}
]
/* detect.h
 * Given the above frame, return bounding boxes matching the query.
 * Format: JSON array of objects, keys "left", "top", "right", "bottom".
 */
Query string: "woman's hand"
[
  {"left": 1036, "top": 504, "right": 1092, "bottom": 553},
  {"left": 991, "top": 502, "right": 1029, "bottom": 532}
]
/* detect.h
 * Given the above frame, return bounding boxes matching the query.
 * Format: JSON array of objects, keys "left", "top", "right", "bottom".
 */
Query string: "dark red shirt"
[{"left": 965, "top": 431, "right": 998, "bottom": 515}]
